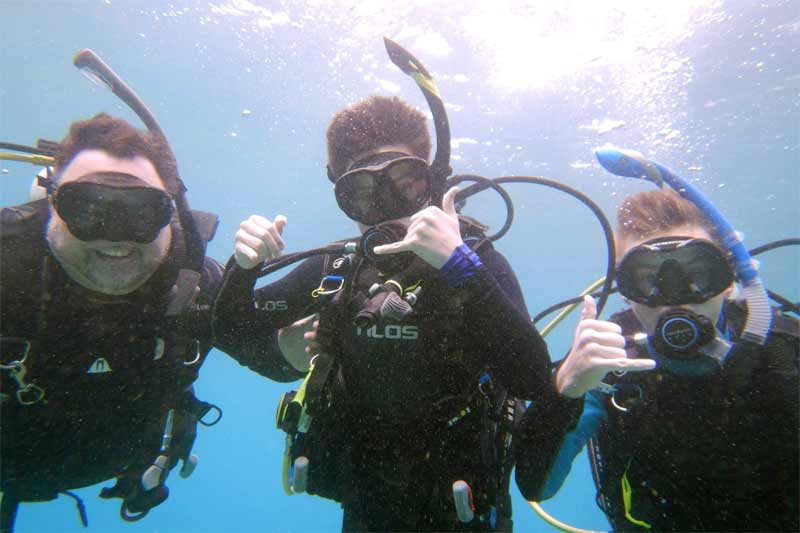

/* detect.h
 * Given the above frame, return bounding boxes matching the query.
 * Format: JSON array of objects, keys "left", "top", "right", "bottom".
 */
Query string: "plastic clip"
[{"left": 311, "top": 275, "right": 345, "bottom": 298}]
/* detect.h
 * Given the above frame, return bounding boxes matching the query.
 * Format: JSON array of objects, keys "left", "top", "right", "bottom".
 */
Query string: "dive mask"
[
  {"left": 50, "top": 172, "right": 174, "bottom": 243},
  {"left": 332, "top": 152, "right": 431, "bottom": 225},
  {"left": 616, "top": 237, "right": 734, "bottom": 307}
]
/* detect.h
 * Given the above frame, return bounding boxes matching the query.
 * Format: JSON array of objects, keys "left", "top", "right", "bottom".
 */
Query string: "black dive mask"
[
  {"left": 616, "top": 237, "right": 734, "bottom": 307},
  {"left": 51, "top": 172, "right": 174, "bottom": 243},
  {"left": 332, "top": 152, "right": 431, "bottom": 226}
]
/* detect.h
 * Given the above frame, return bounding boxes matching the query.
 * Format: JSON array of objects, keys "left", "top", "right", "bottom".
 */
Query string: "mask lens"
[
  {"left": 54, "top": 182, "right": 173, "bottom": 243},
  {"left": 616, "top": 238, "right": 734, "bottom": 306},
  {"left": 334, "top": 156, "right": 430, "bottom": 225},
  {"left": 334, "top": 171, "right": 384, "bottom": 225},
  {"left": 386, "top": 159, "right": 429, "bottom": 210}
]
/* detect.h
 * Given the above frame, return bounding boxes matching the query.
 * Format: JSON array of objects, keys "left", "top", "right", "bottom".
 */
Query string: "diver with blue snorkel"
[{"left": 515, "top": 147, "right": 799, "bottom": 532}]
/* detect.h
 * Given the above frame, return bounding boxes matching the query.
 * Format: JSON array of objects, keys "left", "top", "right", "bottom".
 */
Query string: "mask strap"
[{"left": 38, "top": 166, "right": 57, "bottom": 196}]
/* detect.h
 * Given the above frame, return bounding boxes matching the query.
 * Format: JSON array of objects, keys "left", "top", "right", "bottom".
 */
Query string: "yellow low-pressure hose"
[
  {"left": 0, "top": 152, "right": 55, "bottom": 166},
  {"left": 539, "top": 278, "right": 606, "bottom": 338},
  {"left": 528, "top": 501, "right": 605, "bottom": 533}
]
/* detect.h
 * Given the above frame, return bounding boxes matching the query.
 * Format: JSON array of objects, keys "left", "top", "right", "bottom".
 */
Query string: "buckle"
[{"left": 276, "top": 390, "right": 301, "bottom": 433}]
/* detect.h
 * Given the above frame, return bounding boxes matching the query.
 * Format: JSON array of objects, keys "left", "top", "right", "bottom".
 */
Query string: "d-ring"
[{"left": 183, "top": 340, "right": 201, "bottom": 366}]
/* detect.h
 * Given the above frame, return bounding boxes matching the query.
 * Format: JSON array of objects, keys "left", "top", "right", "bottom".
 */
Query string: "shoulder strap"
[
  {"left": 771, "top": 312, "right": 800, "bottom": 339},
  {"left": 0, "top": 200, "right": 50, "bottom": 239},
  {"left": 164, "top": 210, "right": 219, "bottom": 317}
]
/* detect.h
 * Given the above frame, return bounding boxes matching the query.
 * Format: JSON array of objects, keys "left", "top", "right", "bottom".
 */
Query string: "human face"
[
  {"left": 46, "top": 149, "right": 172, "bottom": 295},
  {"left": 618, "top": 225, "right": 734, "bottom": 334},
  {"left": 334, "top": 144, "right": 430, "bottom": 231}
]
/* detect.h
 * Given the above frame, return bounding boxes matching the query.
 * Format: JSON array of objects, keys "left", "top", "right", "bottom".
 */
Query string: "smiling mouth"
[{"left": 95, "top": 246, "right": 135, "bottom": 259}]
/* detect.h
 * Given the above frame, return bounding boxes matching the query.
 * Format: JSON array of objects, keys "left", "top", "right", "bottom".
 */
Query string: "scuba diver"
[
  {"left": 212, "top": 40, "right": 561, "bottom": 532},
  {"left": 515, "top": 150, "right": 799, "bottom": 532},
  {"left": 0, "top": 113, "right": 222, "bottom": 531},
  {"left": 0, "top": 50, "right": 292, "bottom": 532}
]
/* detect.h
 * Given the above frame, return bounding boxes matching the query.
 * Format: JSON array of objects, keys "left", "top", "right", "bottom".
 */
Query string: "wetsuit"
[
  {"left": 515, "top": 302, "right": 800, "bottom": 532},
  {"left": 0, "top": 200, "right": 222, "bottom": 530},
  {"left": 214, "top": 230, "right": 558, "bottom": 531}
]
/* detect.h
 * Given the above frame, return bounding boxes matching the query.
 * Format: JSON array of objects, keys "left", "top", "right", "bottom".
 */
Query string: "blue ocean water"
[{"left": 1, "top": 1, "right": 797, "bottom": 531}]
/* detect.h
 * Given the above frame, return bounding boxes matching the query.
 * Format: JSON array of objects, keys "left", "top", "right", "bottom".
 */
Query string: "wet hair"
[
  {"left": 326, "top": 96, "right": 432, "bottom": 178},
  {"left": 616, "top": 189, "right": 722, "bottom": 247},
  {"left": 54, "top": 113, "right": 173, "bottom": 189}
]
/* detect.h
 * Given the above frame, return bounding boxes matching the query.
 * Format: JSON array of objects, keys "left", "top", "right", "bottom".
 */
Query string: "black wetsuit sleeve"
[
  {"left": 511, "top": 293, "right": 610, "bottom": 501},
  {"left": 514, "top": 373, "right": 586, "bottom": 500},
  {"left": 212, "top": 255, "right": 327, "bottom": 382},
  {"left": 459, "top": 246, "right": 555, "bottom": 399},
  {"left": 459, "top": 247, "right": 587, "bottom": 493}
]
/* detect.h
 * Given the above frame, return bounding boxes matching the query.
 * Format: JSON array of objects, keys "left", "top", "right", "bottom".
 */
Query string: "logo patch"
[
  {"left": 87, "top": 357, "right": 112, "bottom": 374},
  {"left": 356, "top": 324, "right": 419, "bottom": 340},
  {"left": 256, "top": 300, "right": 288, "bottom": 311}
]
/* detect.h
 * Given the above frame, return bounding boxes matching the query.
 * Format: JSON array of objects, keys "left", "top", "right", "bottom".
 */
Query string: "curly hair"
[
  {"left": 616, "top": 188, "right": 721, "bottom": 247},
  {"left": 326, "top": 96, "right": 432, "bottom": 178},
  {"left": 54, "top": 113, "right": 173, "bottom": 190}
]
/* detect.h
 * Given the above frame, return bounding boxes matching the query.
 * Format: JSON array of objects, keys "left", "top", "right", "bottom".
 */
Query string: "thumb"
[
  {"left": 580, "top": 294, "right": 597, "bottom": 321},
  {"left": 274, "top": 215, "right": 288, "bottom": 234},
  {"left": 442, "top": 186, "right": 459, "bottom": 217}
]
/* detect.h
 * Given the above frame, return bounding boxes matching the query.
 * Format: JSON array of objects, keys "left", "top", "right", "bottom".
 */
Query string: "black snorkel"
[
  {"left": 72, "top": 49, "right": 205, "bottom": 272},
  {"left": 383, "top": 37, "right": 452, "bottom": 209},
  {"left": 253, "top": 39, "right": 617, "bottom": 321},
  {"left": 257, "top": 37, "right": 455, "bottom": 277}
]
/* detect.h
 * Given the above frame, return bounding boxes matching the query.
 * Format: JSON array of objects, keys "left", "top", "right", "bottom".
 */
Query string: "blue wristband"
[{"left": 440, "top": 243, "right": 484, "bottom": 288}]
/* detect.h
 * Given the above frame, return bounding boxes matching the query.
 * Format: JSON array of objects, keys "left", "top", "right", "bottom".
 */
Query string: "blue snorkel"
[{"left": 595, "top": 146, "right": 773, "bottom": 347}]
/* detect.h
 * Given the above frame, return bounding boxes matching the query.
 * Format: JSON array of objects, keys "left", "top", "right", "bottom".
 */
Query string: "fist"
[{"left": 234, "top": 214, "right": 287, "bottom": 269}]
